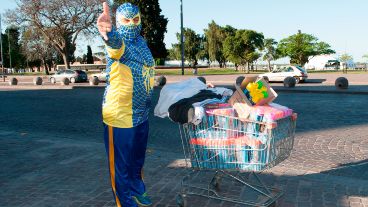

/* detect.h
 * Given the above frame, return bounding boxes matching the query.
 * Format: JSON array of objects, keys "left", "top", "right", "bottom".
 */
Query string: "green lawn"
[
  {"left": 6, "top": 68, "right": 368, "bottom": 76},
  {"left": 155, "top": 68, "right": 266, "bottom": 76}
]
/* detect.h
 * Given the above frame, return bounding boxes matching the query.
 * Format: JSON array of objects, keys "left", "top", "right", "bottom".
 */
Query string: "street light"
[
  {"left": 8, "top": 27, "right": 12, "bottom": 73},
  {"left": 0, "top": 14, "right": 4, "bottom": 81},
  {"left": 180, "top": 0, "right": 184, "bottom": 75}
]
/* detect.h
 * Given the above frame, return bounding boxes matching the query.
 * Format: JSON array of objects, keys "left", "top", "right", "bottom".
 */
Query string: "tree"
[
  {"left": 6, "top": 0, "right": 100, "bottom": 69},
  {"left": 86, "top": 45, "right": 94, "bottom": 64},
  {"left": 167, "top": 48, "right": 180, "bottom": 61},
  {"left": 339, "top": 53, "right": 353, "bottom": 62},
  {"left": 263, "top": 38, "right": 279, "bottom": 71},
  {"left": 196, "top": 35, "right": 209, "bottom": 64},
  {"left": 205, "top": 21, "right": 226, "bottom": 67},
  {"left": 172, "top": 28, "right": 202, "bottom": 65},
  {"left": 1, "top": 26, "right": 25, "bottom": 70},
  {"left": 278, "top": 30, "right": 335, "bottom": 66},
  {"left": 21, "top": 27, "right": 57, "bottom": 74},
  {"left": 114, "top": 0, "right": 168, "bottom": 60},
  {"left": 223, "top": 29, "right": 264, "bottom": 73}
]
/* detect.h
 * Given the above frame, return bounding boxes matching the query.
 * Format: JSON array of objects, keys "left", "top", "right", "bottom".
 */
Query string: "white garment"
[
  {"left": 154, "top": 78, "right": 207, "bottom": 118},
  {"left": 207, "top": 87, "right": 233, "bottom": 97}
]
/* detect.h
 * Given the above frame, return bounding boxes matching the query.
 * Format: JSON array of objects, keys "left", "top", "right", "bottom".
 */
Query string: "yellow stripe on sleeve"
[
  {"left": 106, "top": 43, "right": 125, "bottom": 60},
  {"left": 103, "top": 62, "right": 133, "bottom": 128}
]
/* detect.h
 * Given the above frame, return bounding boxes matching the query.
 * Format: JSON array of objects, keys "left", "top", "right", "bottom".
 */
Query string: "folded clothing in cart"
[
  {"left": 168, "top": 90, "right": 223, "bottom": 124},
  {"left": 154, "top": 77, "right": 233, "bottom": 124}
]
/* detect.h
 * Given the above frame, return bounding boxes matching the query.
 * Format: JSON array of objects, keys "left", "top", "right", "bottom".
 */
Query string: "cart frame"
[{"left": 176, "top": 112, "right": 297, "bottom": 207}]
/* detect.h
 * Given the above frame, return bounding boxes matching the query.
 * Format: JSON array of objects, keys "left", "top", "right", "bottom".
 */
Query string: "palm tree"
[{"left": 263, "top": 38, "right": 278, "bottom": 72}]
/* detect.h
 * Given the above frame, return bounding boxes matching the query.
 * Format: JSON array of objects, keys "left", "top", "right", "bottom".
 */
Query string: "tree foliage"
[
  {"left": 204, "top": 22, "right": 237, "bottom": 67},
  {"left": 339, "top": 53, "right": 353, "bottom": 62},
  {"left": 0, "top": 27, "right": 25, "bottom": 70},
  {"left": 263, "top": 38, "right": 279, "bottom": 71},
  {"left": 277, "top": 31, "right": 335, "bottom": 66},
  {"left": 114, "top": 0, "right": 168, "bottom": 59},
  {"left": 86, "top": 45, "right": 94, "bottom": 64},
  {"left": 21, "top": 27, "right": 57, "bottom": 74},
  {"left": 172, "top": 28, "right": 202, "bottom": 64},
  {"left": 205, "top": 21, "right": 225, "bottom": 67},
  {"left": 6, "top": 0, "right": 100, "bottom": 69},
  {"left": 223, "top": 29, "right": 264, "bottom": 72}
]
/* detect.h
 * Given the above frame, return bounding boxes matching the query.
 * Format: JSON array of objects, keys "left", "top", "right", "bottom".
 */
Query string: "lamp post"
[
  {"left": 8, "top": 27, "right": 12, "bottom": 74},
  {"left": 180, "top": 0, "right": 184, "bottom": 75},
  {"left": 0, "top": 14, "right": 4, "bottom": 81}
]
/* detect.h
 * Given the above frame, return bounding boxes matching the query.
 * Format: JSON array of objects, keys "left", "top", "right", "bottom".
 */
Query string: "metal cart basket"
[{"left": 176, "top": 111, "right": 297, "bottom": 207}]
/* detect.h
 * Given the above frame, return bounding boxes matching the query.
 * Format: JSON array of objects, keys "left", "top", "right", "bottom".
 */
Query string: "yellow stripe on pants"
[{"left": 109, "top": 126, "right": 122, "bottom": 207}]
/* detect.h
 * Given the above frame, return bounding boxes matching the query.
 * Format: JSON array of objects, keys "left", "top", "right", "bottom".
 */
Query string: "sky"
[{"left": 1, "top": 0, "right": 368, "bottom": 62}]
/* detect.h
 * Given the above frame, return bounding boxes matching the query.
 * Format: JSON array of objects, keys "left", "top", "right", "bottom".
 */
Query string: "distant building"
[
  {"left": 305, "top": 54, "right": 356, "bottom": 70},
  {"left": 304, "top": 55, "right": 340, "bottom": 70}
]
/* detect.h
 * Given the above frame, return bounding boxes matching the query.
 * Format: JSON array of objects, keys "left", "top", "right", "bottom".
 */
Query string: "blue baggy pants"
[{"left": 103, "top": 121, "right": 149, "bottom": 207}]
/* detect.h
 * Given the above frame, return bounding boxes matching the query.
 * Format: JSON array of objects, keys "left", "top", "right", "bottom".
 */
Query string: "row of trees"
[
  {"left": 2, "top": 0, "right": 169, "bottom": 72},
  {"left": 0, "top": 26, "right": 97, "bottom": 74},
  {"left": 168, "top": 21, "right": 338, "bottom": 72}
]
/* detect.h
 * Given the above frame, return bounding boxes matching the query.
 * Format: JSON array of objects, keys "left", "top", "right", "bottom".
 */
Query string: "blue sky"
[{"left": 1, "top": 0, "right": 368, "bottom": 62}]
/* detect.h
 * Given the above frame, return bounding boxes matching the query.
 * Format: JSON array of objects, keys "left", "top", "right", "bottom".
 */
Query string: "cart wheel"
[
  {"left": 176, "top": 194, "right": 187, "bottom": 207},
  {"left": 210, "top": 175, "right": 221, "bottom": 190}
]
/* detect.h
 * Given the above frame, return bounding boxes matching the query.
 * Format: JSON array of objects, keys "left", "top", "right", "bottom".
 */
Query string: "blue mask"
[{"left": 116, "top": 3, "right": 142, "bottom": 41}]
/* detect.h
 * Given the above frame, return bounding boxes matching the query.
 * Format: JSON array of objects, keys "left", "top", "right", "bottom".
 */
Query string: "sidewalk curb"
[{"left": 273, "top": 88, "right": 368, "bottom": 95}]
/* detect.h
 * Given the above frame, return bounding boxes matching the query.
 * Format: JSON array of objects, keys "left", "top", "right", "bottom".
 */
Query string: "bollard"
[
  {"left": 236, "top": 76, "right": 245, "bottom": 85},
  {"left": 335, "top": 77, "right": 348, "bottom": 89},
  {"left": 155, "top": 75, "right": 166, "bottom": 87},
  {"left": 9, "top": 77, "right": 18, "bottom": 85},
  {"left": 197, "top": 76, "right": 206, "bottom": 84},
  {"left": 262, "top": 76, "right": 269, "bottom": 83},
  {"left": 89, "top": 76, "right": 99, "bottom": 86},
  {"left": 33, "top": 77, "right": 43, "bottom": 85},
  {"left": 283, "top": 76, "right": 296, "bottom": 88},
  {"left": 61, "top": 77, "right": 70, "bottom": 85}
]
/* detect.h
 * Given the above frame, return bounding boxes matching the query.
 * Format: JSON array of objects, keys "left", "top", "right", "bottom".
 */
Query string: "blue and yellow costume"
[{"left": 102, "top": 3, "right": 154, "bottom": 207}]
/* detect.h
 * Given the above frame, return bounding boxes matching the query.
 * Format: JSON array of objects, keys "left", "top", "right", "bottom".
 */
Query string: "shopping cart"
[{"left": 176, "top": 110, "right": 297, "bottom": 207}]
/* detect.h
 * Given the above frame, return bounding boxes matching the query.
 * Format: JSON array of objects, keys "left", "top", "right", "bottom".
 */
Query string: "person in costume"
[{"left": 97, "top": 2, "right": 155, "bottom": 206}]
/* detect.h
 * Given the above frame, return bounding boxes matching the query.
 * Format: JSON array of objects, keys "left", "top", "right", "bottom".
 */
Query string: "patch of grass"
[{"left": 155, "top": 68, "right": 266, "bottom": 76}]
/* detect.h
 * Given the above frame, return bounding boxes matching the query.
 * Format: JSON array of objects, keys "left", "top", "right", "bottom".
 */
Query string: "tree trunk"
[
  {"left": 267, "top": 60, "right": 271, "bottom": 72},
  {"left": 43, "top": 58, "right": 49, "bottom": 75},
  {"left": 62, "top": 53, "right": 70, "bottom": 69}
]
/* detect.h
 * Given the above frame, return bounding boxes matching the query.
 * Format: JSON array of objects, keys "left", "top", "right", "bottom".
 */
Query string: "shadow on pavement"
[{"left": 0, "top": 86, "right": 367, "bottom": 206}]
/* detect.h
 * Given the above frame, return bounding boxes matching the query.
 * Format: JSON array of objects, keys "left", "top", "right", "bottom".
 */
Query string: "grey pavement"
[{"left": 0, "top": 85, "right": 368, "bottom": 207}]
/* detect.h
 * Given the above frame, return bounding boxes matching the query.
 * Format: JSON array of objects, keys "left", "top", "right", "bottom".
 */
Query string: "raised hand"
[{"left": 97, "top": 2, "right": 112, "bottom": 41}]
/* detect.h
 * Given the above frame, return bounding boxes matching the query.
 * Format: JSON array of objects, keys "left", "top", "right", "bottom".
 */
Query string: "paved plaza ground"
[{"left": 0, "top": 78, "right": 368, "bottom": 206}]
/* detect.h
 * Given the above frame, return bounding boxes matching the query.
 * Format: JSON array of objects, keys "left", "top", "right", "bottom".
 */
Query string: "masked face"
[{"left": 116, "top": 3, "right": 141, "bottom": 41}]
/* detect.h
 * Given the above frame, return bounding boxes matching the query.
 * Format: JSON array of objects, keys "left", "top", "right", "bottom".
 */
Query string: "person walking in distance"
[{"left": 97, "top": 1, "right": 155, "bottom": 206}]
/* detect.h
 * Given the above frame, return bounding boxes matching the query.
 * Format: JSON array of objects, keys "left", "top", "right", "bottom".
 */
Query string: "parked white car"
[
  {"left": 90, "top": 70, "right": 107, "bottom": 82},
  {"left": 50, "top": 69, "right": 88, "bottom": 84},
  {"left": 259, "top": 66, "right": 308, "bottom": 83}
]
